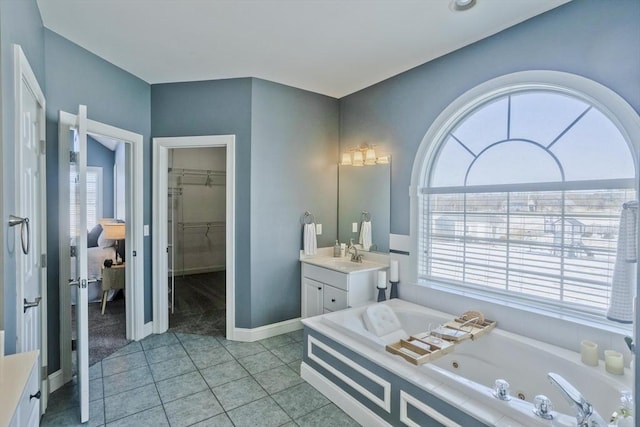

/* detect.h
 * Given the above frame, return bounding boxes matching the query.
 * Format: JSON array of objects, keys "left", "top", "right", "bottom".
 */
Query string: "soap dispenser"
[{"left": 333, "top": 240, "right": 341, "bottom": 257}]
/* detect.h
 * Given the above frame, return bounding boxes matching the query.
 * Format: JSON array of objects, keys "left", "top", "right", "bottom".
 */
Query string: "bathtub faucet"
[{"left": 547, "top": 373, "right": 608, "bottom": 427}]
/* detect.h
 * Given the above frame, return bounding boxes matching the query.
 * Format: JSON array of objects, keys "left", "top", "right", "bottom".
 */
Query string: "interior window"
[{"left": 420, "top": 89, "right": 636, "bottom": 314}]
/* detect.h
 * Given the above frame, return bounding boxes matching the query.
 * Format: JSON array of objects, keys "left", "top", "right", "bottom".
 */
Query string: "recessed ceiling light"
[{"left": 452, "top": 0, "right": 476, "bottom": 11}]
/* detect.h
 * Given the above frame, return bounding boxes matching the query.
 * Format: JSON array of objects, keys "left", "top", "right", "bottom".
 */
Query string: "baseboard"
[
  {"left": 142, "top": 322, "right": 153, "bottom": 339},
  {"left": 232, "top": 317, "right": 302, "bottom": 342},
  {"left": 48, "top": 369, "right": 64, "bottom": 393},
  {"left": 301, "top": 362, "right": 390, "bottom": 427}
]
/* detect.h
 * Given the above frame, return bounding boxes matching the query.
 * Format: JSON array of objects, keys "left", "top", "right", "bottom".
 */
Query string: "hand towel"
[
  {"left": 304, "top": 223, "right": 317, "bottom": 256},
  {"left": 607, "top": 205, "right": 638, "bottom": 323},
  {"left": 359, "top": 220, "right": 372, "bottom": 251}
]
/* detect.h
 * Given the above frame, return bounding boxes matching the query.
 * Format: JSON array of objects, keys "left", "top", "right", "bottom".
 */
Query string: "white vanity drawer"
[
  {"left": 18, "top": 361, "right": 39, "bottom": 427},
  {"left": 323, "top": 285, "right": 348, "bottom": 311},
  {"left": 303, "top": 264, "right": 348, "bottom": 291}
]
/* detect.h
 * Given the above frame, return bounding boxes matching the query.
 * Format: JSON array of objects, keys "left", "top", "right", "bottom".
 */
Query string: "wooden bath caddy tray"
[
  {"left": 441, "top": 317, "right": 496, "bottom": 341},
  {"left": 385, "top": 315, "right": 496, "bottom": 366}
]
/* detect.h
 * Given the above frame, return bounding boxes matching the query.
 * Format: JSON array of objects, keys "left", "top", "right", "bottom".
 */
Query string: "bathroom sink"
[
  {"left": 302, "top": 256, "right": 386, "bottom": 273},
  {"left": 323, "top": 259, "right": 362, "bottom": 270}
]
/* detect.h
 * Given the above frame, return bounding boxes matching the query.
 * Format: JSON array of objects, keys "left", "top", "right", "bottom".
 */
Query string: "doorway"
[
  {"left": 167, "top": 147, "right": 227, "bottom": 333},
  {"left": 152, "top": 135, "right": 236, "bottom": 339},
  {"left": 58, "top": 111, "right": 145, "bottom": 386},
  {"left": 69, "top": 135, "right": 129, "bottom": 367}
]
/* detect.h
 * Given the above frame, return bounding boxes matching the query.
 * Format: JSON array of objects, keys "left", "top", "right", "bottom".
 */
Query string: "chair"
[{"left": 101, "top": 263, "right": 125, "bottom": 314}]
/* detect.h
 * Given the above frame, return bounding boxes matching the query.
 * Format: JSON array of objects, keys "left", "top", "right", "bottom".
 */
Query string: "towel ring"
[
  {"left": 361, "top": 211, "right": 371, "bottom": 221},
  {"left": 301, "top": 211, "right": 315, "bottom": 225}
]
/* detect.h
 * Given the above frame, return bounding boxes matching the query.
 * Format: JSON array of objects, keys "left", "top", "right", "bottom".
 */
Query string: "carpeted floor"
[{"left": 71, "top": 271, "right": 226, "bottom": 368}]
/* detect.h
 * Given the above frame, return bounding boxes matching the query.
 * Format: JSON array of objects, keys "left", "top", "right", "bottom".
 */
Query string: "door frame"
[
  {"left": 58, "top": 111, "right": 145, "bottom": 383},
  {"left": 152, "top": 135, "right": 236, "bottom": 338},
  {"left": 13, "top": 43, "right": 48, "bottom": 412}
]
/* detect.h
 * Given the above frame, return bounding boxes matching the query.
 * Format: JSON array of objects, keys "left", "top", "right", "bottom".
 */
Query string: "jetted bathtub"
[{"left": 301, "top": 299, "right": 632, "bottom": 426}]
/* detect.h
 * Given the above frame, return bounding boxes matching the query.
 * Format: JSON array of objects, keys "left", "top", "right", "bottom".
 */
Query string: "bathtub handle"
[
  {"left": 533, "top": 395, "right": 554, "bottom": 420},
  {"left": 493, "top": 379, "right": 511, "bottom": 401}
]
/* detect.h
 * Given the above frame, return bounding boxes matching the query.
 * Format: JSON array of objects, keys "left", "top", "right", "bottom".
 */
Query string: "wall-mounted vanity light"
[{"left": 340, "top": 144, "right": 389, "bottom": 166}]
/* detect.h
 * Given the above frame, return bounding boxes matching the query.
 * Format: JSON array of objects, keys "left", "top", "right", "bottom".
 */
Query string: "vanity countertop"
[
  {"left": 0, "top": 350, "right": 38, "bottom": 427},
  {"left": 301, "top": 255, "right": 387, "bottom": 273}
]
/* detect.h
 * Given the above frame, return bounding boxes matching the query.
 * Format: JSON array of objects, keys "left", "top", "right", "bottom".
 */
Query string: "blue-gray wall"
[
  {"left": 44, "top": 29, "right": 151, "bottom": 372},
  {"left": 151, "top": 78, "right": 253, "bottom": 327},
  {"left": 250, "top": 78, "right": 339, "bottom": 326},
  {"left": 87, "top": 136, "right": 115, "bottom": 218},
  {"left": 153, "top": 78, "right": 339, "bottom": 328},
  {"left": 1, "top": 0, "right": 45, "bottom": 356},
  {"left": 339, "top": 0, "right": 640, "bottom": 235}
]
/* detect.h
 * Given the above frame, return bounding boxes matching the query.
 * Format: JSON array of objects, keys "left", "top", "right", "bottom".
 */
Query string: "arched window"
[{"left": 416, "top": 72, "right": 638, "bottom": 315}]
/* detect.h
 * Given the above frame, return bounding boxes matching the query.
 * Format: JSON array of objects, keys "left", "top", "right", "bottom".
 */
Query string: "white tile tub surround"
[{"left": 304, "top": 300, "right": 632, "bottom": 427}]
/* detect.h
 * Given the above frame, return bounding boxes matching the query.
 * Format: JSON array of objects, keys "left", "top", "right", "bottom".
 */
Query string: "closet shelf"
[
  {"left": 169, "top": 167, "right": 226, "bottom": 187},
  {"left": 178, "top": 221, "right": 225, "bottom": 229}
]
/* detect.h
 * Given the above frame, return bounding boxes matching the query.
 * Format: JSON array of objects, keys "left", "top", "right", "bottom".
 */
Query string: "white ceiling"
[{"left": 37, "top": 0, "right": 569, "bottom": 98}]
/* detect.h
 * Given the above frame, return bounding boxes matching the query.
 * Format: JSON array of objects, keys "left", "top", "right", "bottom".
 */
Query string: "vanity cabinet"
[
  {"left": 301, "top": 261, "right": 382, "bottom": 318},
  {"left": 1, "top": 350, "right": 40, "bottom": 427}
]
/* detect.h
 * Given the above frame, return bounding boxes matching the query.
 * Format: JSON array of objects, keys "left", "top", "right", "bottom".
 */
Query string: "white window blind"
[{"left": 70, "top": 167, "right": 103, "bottom": 236}]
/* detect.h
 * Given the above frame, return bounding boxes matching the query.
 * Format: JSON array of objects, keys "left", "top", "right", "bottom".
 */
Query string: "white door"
[
  {"left": 72, "top": 105, "right": 91, "bottom": 423},
  {"left": 13, "top": 44, "right": 47, "bottom": 413}
]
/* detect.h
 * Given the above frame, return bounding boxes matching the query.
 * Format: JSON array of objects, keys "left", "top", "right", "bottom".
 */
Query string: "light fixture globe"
[{"left": 452, "top": 0, "right": 476, "bottom": 11}]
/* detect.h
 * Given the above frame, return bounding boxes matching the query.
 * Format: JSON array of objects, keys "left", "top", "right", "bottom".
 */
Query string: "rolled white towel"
[
  {"left": 607, "top": 206, "right": 637, "bottom": 323},
  {"left": 359, "top": 220, "right": 372, "bottom": 251},
  {"left": 304, "top": 223, "right": 317, "bottom": 256}
]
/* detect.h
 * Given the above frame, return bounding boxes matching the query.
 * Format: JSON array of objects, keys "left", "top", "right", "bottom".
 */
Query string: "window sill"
[{"left": 417, "top": 279, "right": 633, "bottom": 336}]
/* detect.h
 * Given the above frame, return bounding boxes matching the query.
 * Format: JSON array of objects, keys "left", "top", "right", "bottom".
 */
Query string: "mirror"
[{"left": 338, "top": 163, "right": 390, "bottom": 253}]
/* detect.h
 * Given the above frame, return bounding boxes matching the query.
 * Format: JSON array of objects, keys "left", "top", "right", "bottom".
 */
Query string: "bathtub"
[{"left": 301, "top": 299, "right": 633, "bottom": 426}]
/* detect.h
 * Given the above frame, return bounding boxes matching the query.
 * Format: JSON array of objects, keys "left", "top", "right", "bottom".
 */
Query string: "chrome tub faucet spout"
[{"left": 547, "top": 372, "right": 608, "bottom": 427}]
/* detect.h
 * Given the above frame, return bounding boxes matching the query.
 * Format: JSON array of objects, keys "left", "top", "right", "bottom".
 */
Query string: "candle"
[
  {"left": 390, "top": 260, "right": 399, "bottom": 282},
  {"left": 377, "top": 271, "right": 387, "bottom": 289},
  {"left": 604, "top": 350, "right": 624, "bottom": 375},
  {"left": 580, "top": 340, "right": 598, "bottom": 366}
]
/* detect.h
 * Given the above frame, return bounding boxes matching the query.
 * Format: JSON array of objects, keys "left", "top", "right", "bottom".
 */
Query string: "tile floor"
[{"left": 41, "top": 330, "right": 360, "bottom": 427}]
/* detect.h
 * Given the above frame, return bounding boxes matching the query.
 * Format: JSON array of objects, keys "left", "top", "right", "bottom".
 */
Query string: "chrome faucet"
[
  {"left": 347, "top": 239, "right": 363, "bottom": 263},
  {"left": 547, "top": 373, "right": 608, "bottom": 427}
]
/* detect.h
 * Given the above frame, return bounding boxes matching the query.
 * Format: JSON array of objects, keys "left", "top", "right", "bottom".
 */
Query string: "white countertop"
[
  {"left": 301, "top": 255, "right": 387, "bottom": 273},
  {"left": 0, "top": 351, "right": 39, "bottom": 427}
]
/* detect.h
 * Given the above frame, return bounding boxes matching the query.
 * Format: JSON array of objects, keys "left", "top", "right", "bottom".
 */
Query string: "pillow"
[
  {"left": 98, "top": 228, "right": 115, "bottom": 248},
  {"left": 87, "top": 224, "right": 102, "bottom": 248},
  {"left": 362, "top": 304, "right": 404, "bottom": 337}
]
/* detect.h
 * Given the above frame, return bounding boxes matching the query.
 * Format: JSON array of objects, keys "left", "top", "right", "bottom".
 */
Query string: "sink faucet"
[
  {"left": 547, "top": 372, "right": 608, "bottom": 427},
  {"left": 347, "top": 239, "right": 363, "bottom": 263}
]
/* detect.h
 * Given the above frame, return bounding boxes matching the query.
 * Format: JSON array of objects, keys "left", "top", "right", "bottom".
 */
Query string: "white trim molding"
[
  {"left": 58, "top": 111, "right": 145, "bottom": 385},
  {"left": 232, "top": 317, "right": 302, "bottom": 342},
  {"left": 301, "top": 362, "right": 390, "bottom": 427},
  {"left": 48, "top": 369, "right": 64, "bottom": 394},
  {"left": 307, "top": 335, "right": 391, "bottom": 412},
  {"left": 399, "top": 390, "right": 461, "bottom": 427},
  {"left": 152, "top": 135, "right": 236, "bottom": 339}
]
